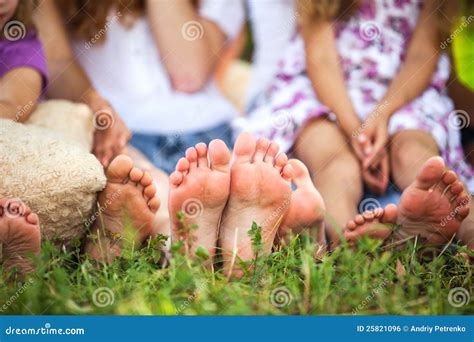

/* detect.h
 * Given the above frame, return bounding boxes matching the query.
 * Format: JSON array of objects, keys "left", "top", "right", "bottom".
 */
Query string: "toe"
[
  {"left": 374, "top": 208, "right": 384, "bottom": 218},
  {"left": 456, "top": 205, "right": 470, "bottom": 220},
  {"left": 186, "top": 147, "right": 199, "bottom": 170},
  {"left": 209, "top": 139, "right": 231, "bottom": 172},
  {"left": 281, "top": 164, "right": 293, "bottom": 181},
  {"left": 254, "top": 138, "right": 270, "bottom": 162},
  {"left": 140, "top": 172, "right": 153, "bottom": 187},
  {"left": 449, "top": 181, "right": 465, "bottom": 198},
  {"left": 380, "top": 204, "right": 398, "bottom": 224},
  {"left": 233, "top": 132, "right": 257, "bottom": 163},
  {"left": 25, "top": 213, "right": 40, "bottom": 225},
  {"left": 106, "top": 155, "right": 134, "bottom": 183},
  {"left": 415, "top": 156, "right": 446, "bottom": 190},
  {"left": 169, "top": 171, "right": 184, "bottom": 188},
  {"left": 148, "top": 197, "right": 161, "bottom": 212},
  {"left": 354, "top": 214, "right": 365, "bottom": 225},
  {"left": 362, "top": 211, "right": 375, "bottom": 220},
  {"left": 346, "top": 220, "right": 357, "bottom": 230},
  {"left": 144, "top": 184, "right": 157, "bottom": 200},
  {"left": 287, "top": 159, "right": 313, "bottom": 187},
  {"left": 195, "top": 142, "right": 209, "bottom": 168},
  {"left": 274, "top": 153, "right": 289, "bottom": 173},
  {"left": 442, "top": 170, "right": 458, "bottom": 185},
  {"left": 129, "top": 167, "right": 144, "bottom": 183},
  {"left": 264, "top": 142, "right": 280, "bottom": 164},
  {"left": 176, "top": 157, "right": 190, "bottom": 174}
]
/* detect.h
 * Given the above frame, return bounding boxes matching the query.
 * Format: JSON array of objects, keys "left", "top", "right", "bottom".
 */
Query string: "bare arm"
[
  {"left": 33, "top": 0, "right": 98, "bottom": 104},
  {"left": 33, "top": 0, "right": 131, "bottom": 166},
  {"left": 0, "top": 68, "right": 42, "bottom": 122},
  {"left": 378, "top": 0, "right": 440, "bottom": 120},
  {"left": 303, "top": 21, "right": 361, "bottom": 137},
  {"left": 146, "top": 0, "right": 226, "bottom": 92}
]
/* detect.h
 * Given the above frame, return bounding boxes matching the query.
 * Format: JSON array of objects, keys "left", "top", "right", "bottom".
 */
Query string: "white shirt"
[
  {"left": 73, "top": 0, "right": 245, "bottom": 135},
  {"left": 245, "top": 0, "right": 296, "bottom": 106}
]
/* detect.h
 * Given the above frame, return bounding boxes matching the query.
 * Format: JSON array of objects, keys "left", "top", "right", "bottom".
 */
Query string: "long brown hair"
[
  {"left": 55, "top": 0, "right": 144, "bottom": 42},
  {"left": 297, "top": 0, "right": 359, "bottom": 28},
  {"left": 56, "top": 0, "right": 200, "bottom": 42}
]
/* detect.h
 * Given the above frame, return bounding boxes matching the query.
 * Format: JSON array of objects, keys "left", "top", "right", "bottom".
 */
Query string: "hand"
[
  {"left": 361, "top": 149, "right": 389, "bottom": 195},
  {"left": 87, "top": 94, "right": 132, "bottom": 167},
  {"left": 360, "top": 115, "right": 389, "bottom": 169}
]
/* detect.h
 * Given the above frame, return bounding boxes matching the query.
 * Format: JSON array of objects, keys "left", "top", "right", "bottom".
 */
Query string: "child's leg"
[
  {"left": 389, "top": 130, "right": 439, "bottom": 190},
  {"left": 293, "top": 119, "right": 363, "bottom": 246},
  {"left": 126, "top": 145, "right": 170, "bottom": 238}
]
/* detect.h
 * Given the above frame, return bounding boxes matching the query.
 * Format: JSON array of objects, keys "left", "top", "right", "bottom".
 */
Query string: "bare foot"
[
  {"left": 278, "top": 159, "right": 327, "bottom": 256},
  {"left": 344, "top": 204, "right": 398, "bottom": 243},
  {"left": 169, "top": 140, "right": 231, "bottom": 262},
  {"left": 220, "top": 133, "right": 293, "bottom": 276},
  {"left": 0, "top": 198, "right": 41, "bottom": 275},
  {"left": 85, "top": 155, "right": 160, "bottom": 262},
  {"left": 395, "top": 156, "right": 470, "bottom": 244}
]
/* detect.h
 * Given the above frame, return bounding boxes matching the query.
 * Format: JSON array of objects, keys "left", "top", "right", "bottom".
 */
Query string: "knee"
[
  {"left": 323, "top": 153, "right": 363, "bottom": 197},
  {"left": 390, "top": 139, "right": 433, "bottom": 172}
]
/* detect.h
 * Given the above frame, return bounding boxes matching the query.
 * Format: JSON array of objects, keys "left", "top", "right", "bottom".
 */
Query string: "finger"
[
  {"left": 363, "top": 146, "right": 387, "bottom": 169},
  {"left": 358, "top": 134, "right": 373, "bottom": 156}
]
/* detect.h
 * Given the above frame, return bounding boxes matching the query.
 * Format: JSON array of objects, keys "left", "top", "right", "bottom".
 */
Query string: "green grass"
[{"left": 0, "top": 228, "right": 473, "bottom": 315}]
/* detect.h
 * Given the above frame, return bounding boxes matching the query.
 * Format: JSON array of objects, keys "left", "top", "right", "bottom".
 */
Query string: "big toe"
[
  {"left": 287, "top": 159, "right": 312, "bottom": 186},
  {"left": 381, "top": 204, "right": 398, "bottom": 224},
  {"left": 233, "top": 132, "right": 257, "bottom": 163},
  {"left": 209, "top": 139, "right": 231, "bottom": 172},
  {"left": 106, "top": 155, "right": 134, "bottom": 183},
  {"left": 415, "top": 156, "right": 446, "bottom": 190}
]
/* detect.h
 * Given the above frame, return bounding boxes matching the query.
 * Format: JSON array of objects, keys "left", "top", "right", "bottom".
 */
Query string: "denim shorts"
[{"left": 130, "top": 122, "right": 234, "bottom": 174}]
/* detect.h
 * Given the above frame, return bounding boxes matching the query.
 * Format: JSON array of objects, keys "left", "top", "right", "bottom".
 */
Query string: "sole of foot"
[
  {"left": 169, "top": 139, "right": 231, "bottom": 264},
  {"left": 0, "top": 198, "right": 41, "bottom": 275},
  {"left": 279, "top": 159, "right": 327, "bottom": 257},
  {"left": 85, "top": 155, "right": 160, "bottom": 262},
  {"left": 344, "top": 204, "right": 398, "bottom": 244},
  {"left": 396, "top": 156, "right": 470, "bottom": 244},
  {"left": 220, "top": 133, "right": 293, "bottom": 277}
]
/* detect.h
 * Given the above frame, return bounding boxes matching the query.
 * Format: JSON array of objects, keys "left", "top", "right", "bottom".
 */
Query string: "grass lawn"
[{"left": 0, "top": 227, "right": 473, "bottom": 315}]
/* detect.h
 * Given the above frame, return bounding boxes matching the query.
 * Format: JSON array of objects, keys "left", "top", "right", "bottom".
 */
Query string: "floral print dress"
[{"left": 236, "top": 0, "right": 474, "bottom": 193}]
